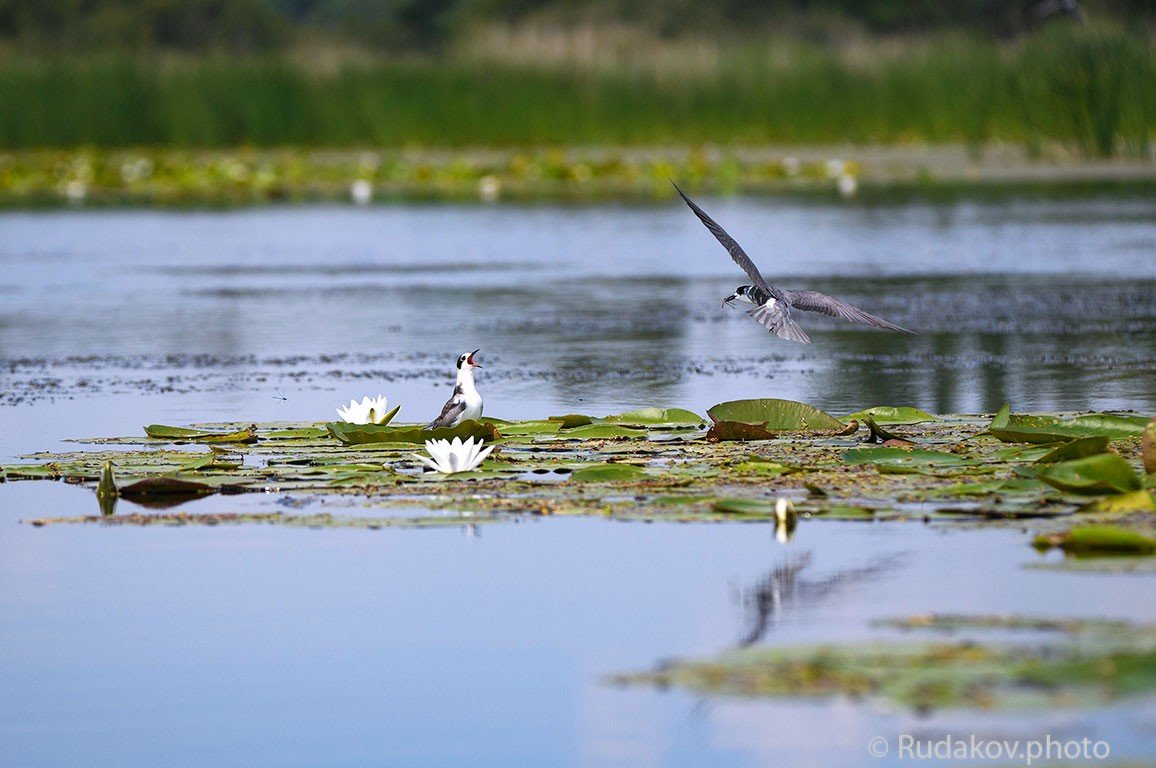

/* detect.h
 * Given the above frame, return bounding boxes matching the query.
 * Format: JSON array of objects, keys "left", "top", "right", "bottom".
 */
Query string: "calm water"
[{"left": 2, "top": 195, "right": 1155, "bottom": 767}]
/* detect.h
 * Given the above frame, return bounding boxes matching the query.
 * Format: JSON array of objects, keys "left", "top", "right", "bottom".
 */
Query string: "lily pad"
[
  {"left": 569, "top": 463, "right": 649, "bottom": 483},
  {"left": 491, "top": 420, "right": 563, "bottom": 436},
  {"left": 548, "top": 414, "right": 595, "bottom": 429},
  {"left": 1035, "top": 454, "right": 1143, "bottom": 494},
  {"left": 711, "top": 498, "right": 779, "bottom": 515},
  {"left": 706, "top": 399, "right": 843, "bottom": 431},
  {"left": 604, "top": 408, "right": 705, "bottom": 426},
  {"left": 988, "top": 404, "right": 1152, "bottom": 444},
  {"left": 1035, "top": 436, "right": 1110, "bottom": 464},
  {"left": 326, "top": 419, "right": 500, "bottom": 446},
  {"left": 1034, "top": 526, "right": 1156, "bottom": 556},
  {"left": 548, "top": 424, "right": 647, "bottom": 440},
  {"left": 144, "top": 424, "right": 258, "bottom": 444},
  {"left": 706, "top": 421, "right": 776, "bottom": 442},
  {"left": 846, "top": 406, "right": 937, "bottom": 425}
]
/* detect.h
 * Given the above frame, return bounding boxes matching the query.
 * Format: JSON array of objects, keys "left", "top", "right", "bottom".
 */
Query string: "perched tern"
[
  {"left": 427, "top": 349, "right": 484, "bottom": 429},
  {"left": 674, "top": 183, "right": 915, "bottom": 344}
]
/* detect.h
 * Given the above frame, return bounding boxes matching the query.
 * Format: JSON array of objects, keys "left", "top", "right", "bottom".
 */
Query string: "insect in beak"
[{"left": 722, "top": 293, "right": 737, "bottom": 308}]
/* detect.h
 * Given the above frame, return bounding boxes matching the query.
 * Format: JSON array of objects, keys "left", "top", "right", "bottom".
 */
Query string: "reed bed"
[{"left": 0, "top": 28, "right": 1150, "bottom": 155}]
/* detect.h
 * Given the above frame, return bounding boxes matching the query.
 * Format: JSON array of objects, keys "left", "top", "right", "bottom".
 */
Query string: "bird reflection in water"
[{"left": 732, "top": 552, "right": 906, "bottom": 648}]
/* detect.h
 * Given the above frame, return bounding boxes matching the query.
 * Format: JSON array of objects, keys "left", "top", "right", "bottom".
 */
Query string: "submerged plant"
[
  {"left": 413, "top": 436, "right": 494, "bottom": 475},
  {"left": 336, "top": 395, "right": 394, "bottom": 425}
]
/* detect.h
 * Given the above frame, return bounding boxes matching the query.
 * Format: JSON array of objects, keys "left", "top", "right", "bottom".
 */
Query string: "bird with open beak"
[{"left": 427, "top": 349, "right": 484, "bottom": 429}]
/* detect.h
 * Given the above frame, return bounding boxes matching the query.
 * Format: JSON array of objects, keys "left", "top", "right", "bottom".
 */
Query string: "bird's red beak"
[{"left": 467, "top": 349, "right": 482, "bottom": 368}]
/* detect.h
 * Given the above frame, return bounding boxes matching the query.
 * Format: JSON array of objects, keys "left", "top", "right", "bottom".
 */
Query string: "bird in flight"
[
  {"left": 427, "top": 349, "right": 484, "bottom": 429},
  {"left": 674, "top": 183, "right": 915, "bottom": 344}
]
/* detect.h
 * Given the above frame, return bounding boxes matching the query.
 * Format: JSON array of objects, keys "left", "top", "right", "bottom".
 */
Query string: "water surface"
[{"left": 1, "top": 194, "right": 1155, "bottom": 766}]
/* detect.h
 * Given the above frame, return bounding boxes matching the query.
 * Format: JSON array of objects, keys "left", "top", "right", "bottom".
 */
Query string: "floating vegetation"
[
  {"left": 609, "top": 614, "right": 1156, "bottom": 712},
  {"left": 987, "top": 404, "right": 1151, "bottom": 444},
  {"left": 2, "top": 401, "right": 1152, "bottom": 539},
  {"left": 1034, "top": 526, "right": 1156, "bottom": 556}
]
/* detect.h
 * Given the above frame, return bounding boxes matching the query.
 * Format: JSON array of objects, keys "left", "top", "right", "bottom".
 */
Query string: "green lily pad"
[
  {"left": 491, "top": 420, "right": 563, "bottom": 436},
  {"left": 569, "top": 463, "right": 649, "bottom": 483},
  {"left": 706, "top": 399, "right": 844, "bottom": 431},
  {"left": 1035, "top": 436, "right": 1111, "bottom": 464},
  {"left": 845, "top": 406, "right": 937, "bottom": 425},
  {"left": 263, "top": 427, "right": 330, "bottom": 439},
  {"left": 710, "top": 498, "right": 779, "bottom": 515},
  {"left": 1035, "top": 454, "right": 1143, "bottom": 494},
  {"left": 988, "top": 404, "right": 1152, "bottom": 444},
  {"left": 1063, "top": 412, "right": 1152, "bottom": 438},
  {"left": 326, "top": 419, "right": 500, "bottom": 446},
  {"left": 548, "top": 414, "right": 595, "bottom": 429},
  {"left": 548, "top": 424, "right": 647, "bottom": 440},
  {"left": 1034, "top": 526, "right": 1156, "bottom": 555},
  {"left": 144, "top": 424, "right": 258, "bottom": 444},
  {"left": 604, "top": 408, "right": 705, "bottom": 426}
]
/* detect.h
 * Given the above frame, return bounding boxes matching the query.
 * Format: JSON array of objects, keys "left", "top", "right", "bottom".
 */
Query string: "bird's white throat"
[
  {"left": 456, "top": 365, "right": 484, "bottom": 419},
  {"left": 457, "top": 364, "right": 478, "bottom": 392}
]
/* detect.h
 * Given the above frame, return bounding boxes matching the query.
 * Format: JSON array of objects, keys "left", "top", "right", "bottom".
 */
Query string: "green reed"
[{"left": 0, "top": 28, "right": 1150, "bottom": 155}]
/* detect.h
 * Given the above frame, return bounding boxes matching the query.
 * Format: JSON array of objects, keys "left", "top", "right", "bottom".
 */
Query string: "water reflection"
[{"left": 733, "top": 553, "right": 906, "bottom": 648}]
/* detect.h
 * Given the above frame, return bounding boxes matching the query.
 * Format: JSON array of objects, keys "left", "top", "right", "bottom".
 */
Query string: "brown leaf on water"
[{"left": 705, "top": 420, "right": 777, "bottom": 442}]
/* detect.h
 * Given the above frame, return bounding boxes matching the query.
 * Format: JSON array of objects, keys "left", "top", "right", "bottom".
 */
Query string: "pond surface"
[{"left": 1, "top": 194, "right": 1155, "bottom": 766}]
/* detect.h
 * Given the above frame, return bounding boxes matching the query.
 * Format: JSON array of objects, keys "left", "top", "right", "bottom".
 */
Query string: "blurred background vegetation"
[{"left": 0, "top": 0, "right": 1152, "bottom": 157}]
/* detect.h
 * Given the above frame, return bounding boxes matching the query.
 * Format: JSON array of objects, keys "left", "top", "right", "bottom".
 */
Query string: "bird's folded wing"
[
  {"left": 748, "top": 302, "right": 812, "bottom": 344},
  {"left": 427, "top": 399, "right": 466, "bottom": 429},
  {"left": 673, "top": 183, "right": 780, "bottom": 299},
  {"left": 784, "top": 290, "right": 915, "bottom": 334}
]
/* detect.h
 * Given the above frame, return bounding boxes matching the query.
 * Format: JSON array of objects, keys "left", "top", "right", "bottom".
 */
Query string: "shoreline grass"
[
  {"left": 2, "top": 144, "right": 1154, "bottom": 208},
  {"left": 1, "top": 28, "right": 1152, "bottom": 156}
]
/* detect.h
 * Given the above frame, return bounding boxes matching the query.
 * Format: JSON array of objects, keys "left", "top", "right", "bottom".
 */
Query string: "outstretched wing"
[
  {"left": 784, "top": 290, "right": 915, "bottom": 334},
  {"left": 673, "top": 182, "right": 780, "bottom": 299},
  {"left": 748, "top": 300, "right": 812, "bottom": 344},
  {"left": 427, "top": 395, "right": 466, "bottom": 430}
]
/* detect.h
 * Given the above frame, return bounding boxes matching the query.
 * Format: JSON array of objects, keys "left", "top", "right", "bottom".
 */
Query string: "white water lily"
[
  {"left": 413, "top": 436, "right": 494, "bottom": 475},
  {"left": 336, "top": 395, "right": 391, "bottom": 425}
]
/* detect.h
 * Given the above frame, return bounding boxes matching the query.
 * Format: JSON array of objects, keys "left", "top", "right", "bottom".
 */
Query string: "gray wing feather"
[
  {"left": 748, "top": 302, "right": 812, "bottom": 344},
  {"left": 784, "top": 290, "right": 916, "bottom": 334},
  {"left": 674, "top": 182, "right": 781, "bottom": 299},
  {"left": 427, "top": 398, "right": 466, "bottom": 430}
]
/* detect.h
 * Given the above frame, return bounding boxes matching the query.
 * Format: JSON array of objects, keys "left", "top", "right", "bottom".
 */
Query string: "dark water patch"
[{"left": 159, "top": 261, "right": 537, "bottom": 277}]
